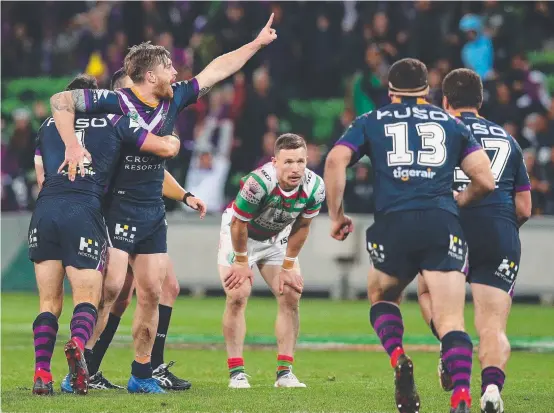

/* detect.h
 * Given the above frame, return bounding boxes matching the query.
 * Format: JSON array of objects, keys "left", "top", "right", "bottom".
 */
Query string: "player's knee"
[
  {"left": 165, "top": 275, "right": 180, "bottom": 300},
  {"left": 279, "top": 287, "right": 301, "bottom": 309},
  {"left": 102, "top": 282, "right": 122, "bottom": 306},
  {"left": 136, "top": 282, "right": 162, "bottom": 306},
  {"left": 225, "top": 290, "right": 249, "bottom": 313}
]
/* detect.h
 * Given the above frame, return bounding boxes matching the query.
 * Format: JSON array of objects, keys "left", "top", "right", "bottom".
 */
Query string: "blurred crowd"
[{"left": 2, "top": 1, "right": 554, "bottom": 215}]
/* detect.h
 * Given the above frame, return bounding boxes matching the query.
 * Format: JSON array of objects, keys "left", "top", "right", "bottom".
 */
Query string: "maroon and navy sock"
[
  {"left": 33, "top": 312, "right": 59, "bottom": 373},
  {"left": 441, "top": 331, "right": 473, "bottom": 402},
  {"left": 370, "top": 302, "right": 405, "bottom": 367},
  {"left": 481, "top": 366, "right": 505, "bottom": 395},
  {"left": 70, "top": 302, "right": 97, "bottom": 350},
  {"left": 276, "top": 354, "right": 293, "bottom": 378}
]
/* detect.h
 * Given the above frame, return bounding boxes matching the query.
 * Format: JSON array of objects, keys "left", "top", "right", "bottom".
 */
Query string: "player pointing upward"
[
  {"left": 218, "top": 133, "right": 325, "bottom": 389},
  {"left": 325, "top": 58, "right": 495, "bottom": 413},
  {"left": 48, "top": 15, "right": 277, "bottom": 392},
  {"left": 418, "top": 68, "right": 532, "bottom": 413}
]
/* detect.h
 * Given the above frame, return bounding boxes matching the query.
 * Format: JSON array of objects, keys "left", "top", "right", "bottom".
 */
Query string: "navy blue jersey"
[
  {"left": 336, "top": 97, "right": 482, "bottom": 216},
  {"left": 81, "top": 80, "right": 199, "bottom": 204},
  {"left": 35, "top": 114, "right": 148, "bottom": 203},
  {"left": 453, "top": 112, "right": 531, "bottom": 225}
]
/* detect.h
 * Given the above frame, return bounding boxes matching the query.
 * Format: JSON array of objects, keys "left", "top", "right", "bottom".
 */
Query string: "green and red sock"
[
  {"left": 277, "top": 354, "right": 293, "bottom": 377},
  {"left": 227, "top": 357, "right": 245, "bottom": 378}
]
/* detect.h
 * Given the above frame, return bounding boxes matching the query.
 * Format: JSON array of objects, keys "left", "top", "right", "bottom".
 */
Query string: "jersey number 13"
[{"left": 385, "top": 122, "right": 446, "bottom": 167}]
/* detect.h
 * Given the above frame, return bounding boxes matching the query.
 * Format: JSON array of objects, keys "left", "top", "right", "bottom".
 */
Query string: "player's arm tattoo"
[
  {"left": 198, "top": 86, "right": 211, "bottom": 98},
  {"left": 49, "top": 90, "right": 85, "bottom": 114}
]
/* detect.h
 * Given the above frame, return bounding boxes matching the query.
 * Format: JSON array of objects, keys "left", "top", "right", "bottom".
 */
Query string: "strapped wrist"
[
  {"left": 282, "top": 256, "right": 296, "bottom": 270},
  {"left": 182, "top": 192, "right": 194, "bottom": 207}
]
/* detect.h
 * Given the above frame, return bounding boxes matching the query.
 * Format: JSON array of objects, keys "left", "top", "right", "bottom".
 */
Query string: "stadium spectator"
[
  {"left": 2, "top": 1, "right": 554, "bottom": 215},
  {"left": 459, "top": 14, "right": 494, "bottom": 79}
]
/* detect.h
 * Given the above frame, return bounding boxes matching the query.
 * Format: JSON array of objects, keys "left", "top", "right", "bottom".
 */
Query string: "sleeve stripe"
[
  {"left": 84, "top": 89, "right": 91, "bottom": 110},
  {"left": 191, "top": 78, "right": 199, "bottom": 96},
  {"left": 302, "top": 210, "right": 320, "bottom": 218},
  {"left": 232, "top": 210, "right": 251, "bottom": 222},
  {"left": 232, "top": 203, "right": 253, "bottom": 220},
  {"left": 305, "top": 205, "right": 322, "bottom": 213},
  {"left": 462, "top": 145, "right": 481, "bottom": 159},
  {"left": 515, "top": 184, "right": 531, "bottom": 193},
  {"left": 335, "top": 141, "right": 358, "bottom": 152}
]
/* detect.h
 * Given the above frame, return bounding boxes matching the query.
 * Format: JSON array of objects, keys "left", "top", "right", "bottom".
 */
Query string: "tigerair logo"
[{"left": 393, "top": 167, "right": 436, "bottom": 181}]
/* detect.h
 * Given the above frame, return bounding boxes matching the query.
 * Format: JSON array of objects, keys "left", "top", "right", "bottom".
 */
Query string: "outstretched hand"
[{"left": 255, "top": 13, "right": 277, "bottom": 47}]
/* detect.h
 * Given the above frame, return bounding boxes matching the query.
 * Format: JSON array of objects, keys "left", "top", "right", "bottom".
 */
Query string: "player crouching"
[{"left": 217, "top": 133, "right": 325, "bottom": 389}]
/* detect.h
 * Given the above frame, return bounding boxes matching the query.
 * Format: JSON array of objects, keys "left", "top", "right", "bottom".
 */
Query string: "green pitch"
[{"left": 2, "top": 293, "right": 554, "bottom": 413}]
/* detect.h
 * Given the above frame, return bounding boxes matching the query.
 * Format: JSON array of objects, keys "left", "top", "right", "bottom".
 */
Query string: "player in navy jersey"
[
  {"left": 48, "top": 16, "right": 276, "bottom": 392},
  {"left": 417, "top": 69, "right": 531, "bottom": 413},
  {"left": 324, "top": 59, "right": 495, "bottom": 413},
  {"left": 30, "top": 75, "right": 181, "bottom": 396},
  {"left": 78, "top": 69, "right": 205, "bottom": 393}
]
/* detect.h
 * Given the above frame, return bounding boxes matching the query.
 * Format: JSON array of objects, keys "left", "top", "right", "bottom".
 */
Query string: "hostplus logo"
[
  {"left": 79, "top": 237, "right": 99, "bottom": 259},
  {"left": 448, "top": 235, "right": 465, "bottom": 261},
  {"left": 495, "top": 258, "right": 518, "bottom": 282},
  {"left": 368, "top": 243, "right": 385, "bottom": 264},
  {"left": 393, "top": 167, "right": 436, "bottom": 182},
  {"left": 29, "top": 228, "right": 38, "bottom": 248},
  {"left": 114, "top": 223, "right": 136, "bottom": 243}
]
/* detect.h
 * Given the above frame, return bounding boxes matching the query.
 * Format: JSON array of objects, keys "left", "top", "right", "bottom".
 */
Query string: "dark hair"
[
  {"left": 111, "top": 67, "right": 127, "bottom": 90},
  {"left": 65, "top": 74, "right": 98, "bottom": 91},
  {"left": 274, "top": 133, "right": 307, "bottom": 155},
  {"left": 124, "top": 42, "right": 171, "bottom": 83},
  {"left": 442, "top": 68, "right": 483, "bottom": 110},
  {"left": 388, "top": 58, "right": 428, "bottom": 96}
]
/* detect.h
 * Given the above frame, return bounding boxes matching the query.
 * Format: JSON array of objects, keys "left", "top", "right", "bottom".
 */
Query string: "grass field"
[{"left": 2, "top": 292, "right": 554, "bottom": 413}]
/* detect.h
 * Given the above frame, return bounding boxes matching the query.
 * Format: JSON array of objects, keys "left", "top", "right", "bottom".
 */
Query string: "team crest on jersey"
[
  {"left": 495, "top": 258, "right": 518, "bottom": 282},
  {"left": 448, "top": 235, "right": 465, "bottom": 261},
  {"left": 367, "top": 242, "right": 385, "bottom": 264},
  {"left": 128, "top": 111, "right": 139, "bottom": 121},
  {"left": 114, "top": 223, "right": 136, "bottom": 243}
]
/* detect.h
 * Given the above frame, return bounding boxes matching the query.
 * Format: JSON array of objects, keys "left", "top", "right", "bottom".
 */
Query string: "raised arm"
[
  {"left": 194, "top": 14, "right": 277, "bottom": 94},
  {"left": 162, "top": 170, "right": 206, "bottom": 218}
]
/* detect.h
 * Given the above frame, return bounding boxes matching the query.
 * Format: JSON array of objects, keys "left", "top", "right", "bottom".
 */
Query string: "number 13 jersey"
[{"left": 335, "top": 97, "right": 481, "bottom": 216}]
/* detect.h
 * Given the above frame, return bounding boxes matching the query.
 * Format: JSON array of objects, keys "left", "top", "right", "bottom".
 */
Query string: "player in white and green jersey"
[{"left": 217, "top": 133, "right": 325, "bottom": 389}]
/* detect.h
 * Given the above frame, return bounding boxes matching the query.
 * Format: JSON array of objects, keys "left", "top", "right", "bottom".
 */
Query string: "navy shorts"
[
  {"left": 461, "top": 213, "right": 521, "bottom": 296},
  {"left": 28, "top": 197, "right": 107, "bottom": 271},
  {"left": 366, "top": 209, "right": 468, "bottom": 282},
  {"left": 104, "top": 200, "right": 167, "bottom": 255}
]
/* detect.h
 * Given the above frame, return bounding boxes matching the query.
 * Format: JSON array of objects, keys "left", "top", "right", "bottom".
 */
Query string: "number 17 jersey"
[
  {"left": 453, "top": 112, "right": 530, "bottom": 225},
  {"left": 335, "top": 97, "right": 481, "bottom": 216}
]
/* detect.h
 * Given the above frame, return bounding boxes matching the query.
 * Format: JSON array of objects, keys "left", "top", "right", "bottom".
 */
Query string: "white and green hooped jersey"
[{"left": 231, "top": 163, "right": 326, "bottom": 241}]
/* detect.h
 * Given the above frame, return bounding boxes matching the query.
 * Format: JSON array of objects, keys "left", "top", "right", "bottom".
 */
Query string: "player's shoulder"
[
  {"left": 303, "top": 168, "right": 325, "bottom": 201},
  {"left": 302, "top": 168, "right": 323, "bottom": 190},
  {"left": 171, "top": 78, "right": 199, "bottom": 93},
  {"left": 249, "top": 162, "right": 277, "bottom": 192}
]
